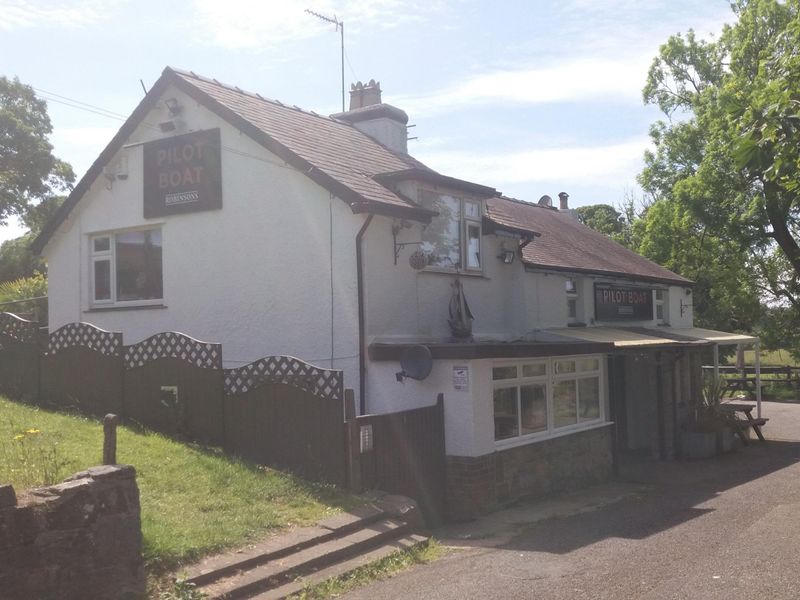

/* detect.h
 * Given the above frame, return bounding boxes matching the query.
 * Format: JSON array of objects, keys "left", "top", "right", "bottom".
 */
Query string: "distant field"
[{"left": 741, "top": 349, "right": 799, "bottom": 367}]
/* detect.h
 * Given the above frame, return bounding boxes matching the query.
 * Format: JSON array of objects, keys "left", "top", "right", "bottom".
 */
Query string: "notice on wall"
[
  {"left": 594, "top": 284, "right": 653, "bottom": 321},
  {"left": 453, "top": 365, "right": 469, "bottom": 391},
  {"left": 143, "top": 128, "right": 222, "bottom": 217}
]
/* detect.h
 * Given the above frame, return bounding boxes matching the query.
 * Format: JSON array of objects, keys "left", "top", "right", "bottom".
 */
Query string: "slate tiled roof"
[
  {"left": 486, "top": 196, "right": 692, "bottom": 285},
  {"left": 170, "top": 69, "right": 428, "bottom": 212}
]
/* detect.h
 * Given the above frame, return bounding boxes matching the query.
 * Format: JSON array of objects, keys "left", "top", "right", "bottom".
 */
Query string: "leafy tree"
[
  {"left": 575, "top": 204, "right": 625, "bottom": 238},
  {"left": 0, "top": 232, "right": 44, "bottom": 282},
  {"left": 639, "top": 0, "right": 800, "bottom": 337},
  {"left": 633, "top": 199, "right": 761, "bottom": 331},
  {"left": 0, "top": 76, "right": 73, "bottom": 284},
  {"left": 0, "top": 76, "right": 74, "bottom": 225}
]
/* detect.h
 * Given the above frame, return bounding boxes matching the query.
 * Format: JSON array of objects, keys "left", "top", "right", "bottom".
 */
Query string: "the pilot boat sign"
[{"left": 143, "top": 128, "right": 222, "bottom": 217}]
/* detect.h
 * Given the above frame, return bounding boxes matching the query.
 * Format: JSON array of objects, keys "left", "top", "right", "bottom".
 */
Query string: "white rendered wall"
[
  {"left": 44, "top": 85, "right": 363, "bottom": 392},
  {"left": 363, "top": 214, "right": 524, "bottom": 343},
  {"left": 366, "top": 359, "right": 493, "bottom": 456}
]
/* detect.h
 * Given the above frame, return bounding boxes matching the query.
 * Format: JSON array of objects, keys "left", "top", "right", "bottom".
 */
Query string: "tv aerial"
[{"left": 305, "top": 9, "right": 346, "bottom": 112}]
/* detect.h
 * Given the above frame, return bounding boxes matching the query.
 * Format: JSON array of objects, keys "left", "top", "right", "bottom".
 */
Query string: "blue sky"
[{"left": 1, "top": 0, "right": 735, "bottom": 242}]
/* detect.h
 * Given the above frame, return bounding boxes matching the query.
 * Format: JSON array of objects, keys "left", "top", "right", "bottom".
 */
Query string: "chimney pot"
[
  {"left": 558, "top": 192, "right": 569, "bottom": 210},
  {"left": 349, "top": 79, "right": 382, "bottom": 110}
]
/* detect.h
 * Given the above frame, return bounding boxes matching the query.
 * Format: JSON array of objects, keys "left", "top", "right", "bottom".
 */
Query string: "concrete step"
[
  {"left": 251, "top": 534, "right": 429, "bottom": 600},
  {"left": 185, "top": 505, "right": 388, "bottom": 587},
  {"left": 203, "top": 518, "right": 411, "bottom": 599}
]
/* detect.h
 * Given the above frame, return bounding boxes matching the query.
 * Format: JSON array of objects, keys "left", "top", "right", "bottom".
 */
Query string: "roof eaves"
[
  {"left": 482, "top": 215, "right": 541, "bottom": 239},
  {"left": 374, "top": 169, "right": 497, "bottom": 198},
  {"left": 521, "top": 261, "right": 694, "bottom": 286}
]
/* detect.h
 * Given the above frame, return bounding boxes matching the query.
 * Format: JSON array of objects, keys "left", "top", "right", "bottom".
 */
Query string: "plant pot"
[
  {"left": 717, "top": 427, "right": 736, "bottom": 453},
  {"left": 680, "top": 430, "right": 717, "bottom": 459}
]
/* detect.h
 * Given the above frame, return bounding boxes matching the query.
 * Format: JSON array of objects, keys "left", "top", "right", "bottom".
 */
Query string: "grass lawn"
[{"left": 0, "top": 397, "right": 361, "bottom": 580}]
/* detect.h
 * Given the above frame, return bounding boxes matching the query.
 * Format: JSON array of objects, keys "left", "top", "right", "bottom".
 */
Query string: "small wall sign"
[
  {"left": 143, "top": 128, "right": 222, "bottom": 217},
  {"left": 453, "top": 365, "right": 469, "bottom": 391},
  {"left": 595, "top": 284, "right": 653, "bottom": 321}
]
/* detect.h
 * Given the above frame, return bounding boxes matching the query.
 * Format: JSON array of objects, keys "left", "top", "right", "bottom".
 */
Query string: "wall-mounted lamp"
[{"left": 497, "top": 244, "right": 515, "bottom": 264}]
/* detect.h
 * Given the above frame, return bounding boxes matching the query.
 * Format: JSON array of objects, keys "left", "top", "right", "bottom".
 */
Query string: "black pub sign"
[
  {"left": 594, "top": 284, "right": 653, "bottom": 321},
  {"left": 143, "top": 128, "right": 222, "bottom": 218}
]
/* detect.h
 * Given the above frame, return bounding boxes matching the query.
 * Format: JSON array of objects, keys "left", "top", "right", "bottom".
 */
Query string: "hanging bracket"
[{"left": 392, "top": 221, "right": 422, "bottom": 265}]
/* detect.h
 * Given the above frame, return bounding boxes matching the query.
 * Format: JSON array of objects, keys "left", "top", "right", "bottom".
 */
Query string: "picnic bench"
[
  {"left": 722, "top": 376, "right": 758, "bottom": 398},
  {"left": 720, "top": 403, "right": 768, "bottom": 445}
]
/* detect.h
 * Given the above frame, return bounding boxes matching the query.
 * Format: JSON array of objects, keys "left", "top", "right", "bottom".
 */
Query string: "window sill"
[
  {"left": 85, "top": 303, "right": 168, "bottom": 313},
  {"left": 418, "top": 268, "right": 489, "bottom": 279},
  {"left": 494, "top": 420, "right": 613, "bottom": 451}
]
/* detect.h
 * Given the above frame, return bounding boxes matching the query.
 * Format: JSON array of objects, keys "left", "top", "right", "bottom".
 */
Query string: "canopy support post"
[
  {"left": 713, "top": 344, "right": 720, "bottom": 383},
  {"left": 755, "top": 339, "right": 762, "bottom": 419}
]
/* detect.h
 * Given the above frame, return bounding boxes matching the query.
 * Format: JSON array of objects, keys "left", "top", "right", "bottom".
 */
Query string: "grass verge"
[
  {"left": 288, "top": 539, "right": 443, "bottom": 599},
  {"left": 0, "top": 397, "right": 361, "bottom": 585}
]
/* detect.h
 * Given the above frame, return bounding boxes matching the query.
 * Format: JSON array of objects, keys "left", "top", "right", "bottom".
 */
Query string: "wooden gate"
[{"left": 347, "top": 394, "right": 446, "bottom": 525}]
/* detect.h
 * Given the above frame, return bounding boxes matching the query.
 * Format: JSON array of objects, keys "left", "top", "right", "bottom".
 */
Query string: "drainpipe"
[{"left": 356, "top": 214, "right": 374, "bottom": 415}]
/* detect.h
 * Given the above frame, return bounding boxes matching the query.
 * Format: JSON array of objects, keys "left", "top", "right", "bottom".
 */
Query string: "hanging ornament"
[{"left": 409, "top": 250, "right": 429, "bottom": 271}]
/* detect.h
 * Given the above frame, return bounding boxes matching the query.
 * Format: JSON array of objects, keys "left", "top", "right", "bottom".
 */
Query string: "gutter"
[{"left": 356, "top": 214, "right": 374, "bottom": 415}]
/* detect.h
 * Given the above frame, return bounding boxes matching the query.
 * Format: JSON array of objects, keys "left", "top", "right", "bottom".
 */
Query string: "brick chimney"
[
  {"left": 558, "top": 191, "right": 569, "bottom": 210},
  {"left": 349, "top": 80, "right": 382, "bottom": 109},
  {"left": 333, "top": 79, "right": 409, "bottom": 155}
]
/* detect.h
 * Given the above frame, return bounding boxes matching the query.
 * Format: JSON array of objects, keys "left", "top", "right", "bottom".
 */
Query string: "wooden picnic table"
[
  {"left": 722, "top": 377, "right": 757, "bottom": 398},
  {"left": 720, "top": 402, "right": 768, "bottom": 444}
]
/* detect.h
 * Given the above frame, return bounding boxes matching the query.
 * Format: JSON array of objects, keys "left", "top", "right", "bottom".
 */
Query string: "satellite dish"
[{"left": 396, "top": 345, "right": 433, "bottom": 382}]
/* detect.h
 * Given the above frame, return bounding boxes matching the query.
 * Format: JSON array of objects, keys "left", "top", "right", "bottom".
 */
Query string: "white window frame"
[
  {"left": 566, "top": 277, "right": 579, "bottom": 323},
  {"left": 492, "top": 354, "right": 607, "bottom": 449},
  {"left": 655, "top": 288, "right": 667, "bottom": 324},
  {"left": 89, "top": 226, "right": 164, "bottom": 308},
  {"left": 420, "top": 189, "right": 483, "bottom": 273}
]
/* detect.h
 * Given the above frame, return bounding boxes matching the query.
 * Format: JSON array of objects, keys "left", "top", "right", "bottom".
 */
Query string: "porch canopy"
[{"left": 547, "top": 326, "right": 763, "bottom": 418}]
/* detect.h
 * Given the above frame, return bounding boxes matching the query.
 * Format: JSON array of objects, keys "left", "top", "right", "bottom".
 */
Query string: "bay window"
[
  {"left": 91, "top": 228, "right": 163, "bottom": 306},
  {"left": 419, "top": 189, "right": 482, "bottom": 272},
  {"left": 493, "top": 355, "right": 605, "bottom": 444}
]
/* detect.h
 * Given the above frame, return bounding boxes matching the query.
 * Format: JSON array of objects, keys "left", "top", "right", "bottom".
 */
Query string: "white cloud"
[
  {"left": 391, "top": 55, "right": 652, "bottom": 117},
  {"left": 0, "top": 0, "right": 113, "bottom": 30},
  {"left": 192, "top": 0, "right": 447, "bottom": 49},
  {"left": 416, "top": 137, "right": 652, "bottom": 190}
]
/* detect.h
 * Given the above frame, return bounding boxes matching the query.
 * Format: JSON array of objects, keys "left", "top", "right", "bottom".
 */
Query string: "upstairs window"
[
  {"left": 566, "top": 277, "right": 579, "bottom": 322},
  {"left": 419, "top": 190, "right": 482, "bottom": 272},
  {"left": 91, "top": 228, "right": 163, "bottom": 305}
]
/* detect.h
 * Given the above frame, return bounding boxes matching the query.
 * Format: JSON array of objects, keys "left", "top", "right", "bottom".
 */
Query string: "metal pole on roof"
[{"left": 305, "top": 9, "right": 346, "bottom": 112}]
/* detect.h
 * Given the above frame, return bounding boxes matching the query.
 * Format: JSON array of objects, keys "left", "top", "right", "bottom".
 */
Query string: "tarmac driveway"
[{"left": 346, "top": 401, "right": 800, "bottom": 600}]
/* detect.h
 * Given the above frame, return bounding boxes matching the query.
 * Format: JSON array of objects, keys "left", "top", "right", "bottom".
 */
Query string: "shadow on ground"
[{"left": 477, "top": 401, "right": 800, "bottom": 555}]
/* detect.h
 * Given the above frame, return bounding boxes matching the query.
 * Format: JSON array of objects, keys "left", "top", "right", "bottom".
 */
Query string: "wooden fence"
[
  {"left": 0, "top": 315, "right": 348, "bottom": 486},
  {"left": 0, "top": 314, "right": 449, "bottom": 520}
]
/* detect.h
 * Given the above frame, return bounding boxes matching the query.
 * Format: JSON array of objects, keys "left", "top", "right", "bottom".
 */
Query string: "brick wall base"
[{"left": 446, "top": 425, "right": 614, "bottom": 521}]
